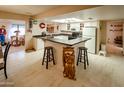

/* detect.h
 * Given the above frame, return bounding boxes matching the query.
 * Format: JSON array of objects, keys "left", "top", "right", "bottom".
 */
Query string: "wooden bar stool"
[
  {"left": 42, "top": 46, "right": 55, "bottom": 69},
  {"left": 76, "top": 47, "right": 89, "bottom": 69}
]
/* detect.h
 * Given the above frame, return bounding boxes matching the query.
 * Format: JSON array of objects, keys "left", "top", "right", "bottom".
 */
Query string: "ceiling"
[
  {"left": 1, "top": 5, "right": 124, "bottom": 23},
  {"left": 43, "top": 5, "right": 124, "bottom": 23},
  {"left": 0, "top": 19, "right": 25, "bottom": 24},
  {"left": 0, "top": 5, "right": 59, "bottom": 15}
]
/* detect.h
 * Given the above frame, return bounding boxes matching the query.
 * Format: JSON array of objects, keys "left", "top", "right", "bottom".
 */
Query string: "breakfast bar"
[{"left": 40, "top": 35, "right": 91, "bottom": 70}]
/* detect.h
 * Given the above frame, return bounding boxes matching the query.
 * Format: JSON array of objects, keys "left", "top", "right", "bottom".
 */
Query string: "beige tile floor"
[{"left": 0, "top": 46, "right": 124, "bottom": 87}]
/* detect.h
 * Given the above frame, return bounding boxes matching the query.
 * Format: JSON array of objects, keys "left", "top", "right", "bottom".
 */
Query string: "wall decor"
[
  {"left": 39, "top": 23, "right": 45, "bottom": 29},
  {"left": 33, "top": 19, "right": 38, "bottom": 25},
  {"left": 107, "top": 21, "right": 123, "bottom": 46},
  {"left": 109, "top": 22, "right": 123, "bottom": 32}
]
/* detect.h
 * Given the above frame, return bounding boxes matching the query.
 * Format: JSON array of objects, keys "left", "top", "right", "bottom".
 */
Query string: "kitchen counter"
[
  {"left": 33, "top": 32, "right": 87, "bottom": 46},
  {"left": 33, "top": 34, "right": 91, "bottom": 75},
  {"left": 33, "top": 33, "right": 72, "bottom": 38},
  {"left": 39, "top": 34, "right": 91, "bottom": 71},
  {"left": 36, "top": 36, "right": 91, "bottom": 46},
  {"left": 33, "top": 35, "right": 50, "bottom": 38}
]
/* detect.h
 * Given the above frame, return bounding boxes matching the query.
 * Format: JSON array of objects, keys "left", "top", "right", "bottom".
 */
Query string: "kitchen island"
[
  {"left": 38, "top": 35, "right": 91, "bottom": 70},
  {"left": 41, "top": 35, "right": 90, "bottom": 46}
]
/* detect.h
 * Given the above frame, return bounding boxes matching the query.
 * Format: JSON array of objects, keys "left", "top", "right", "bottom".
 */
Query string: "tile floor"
[{"left": 0, "top": 46, "right": 124, "bottom": 87}]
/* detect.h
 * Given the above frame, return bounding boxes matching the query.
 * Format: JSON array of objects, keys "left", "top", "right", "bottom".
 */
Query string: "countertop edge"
[{"left": 35, "top": 37, "right": 91, "bottom": 46}]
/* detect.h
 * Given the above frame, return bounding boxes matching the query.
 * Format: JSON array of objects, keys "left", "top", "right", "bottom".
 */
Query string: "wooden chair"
[
  {"left": 19, "top": 35, "right": 25, "bottom": 46},
  {"left": 0, "top": 42, "right": 11, "bottom": 79}
]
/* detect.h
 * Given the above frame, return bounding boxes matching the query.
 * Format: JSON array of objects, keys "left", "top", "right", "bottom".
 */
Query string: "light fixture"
[
  {"left": 88, "top": 17, "right": 93, "bottom": 20},
  {"left": 33, "top": 19, "right": 38, "bottom": 25}
]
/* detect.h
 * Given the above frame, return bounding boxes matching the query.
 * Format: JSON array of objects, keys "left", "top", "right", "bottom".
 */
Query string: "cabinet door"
[
  {"left": 33, "top": 38, "right": 44, "bottom": 50},
  {"left": 37, "top": 39, "right": 44, "bottom": 50}
]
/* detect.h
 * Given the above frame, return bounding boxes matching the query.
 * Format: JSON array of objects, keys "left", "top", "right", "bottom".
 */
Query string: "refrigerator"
[{"left": 82, "top": 27, "right": 97, "bottom": 54}]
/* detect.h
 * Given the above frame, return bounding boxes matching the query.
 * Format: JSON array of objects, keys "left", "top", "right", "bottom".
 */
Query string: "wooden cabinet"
[{"left": 47, "top": 24, "right": 54, "bottom": 33}]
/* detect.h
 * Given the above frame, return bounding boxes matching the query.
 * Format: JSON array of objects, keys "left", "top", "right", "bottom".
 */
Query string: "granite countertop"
[
  {"left": 33, "top": 33, "right": 91, "bottom": 46},
  {"left": 33, "top": 35, "right": 50, "bottom": 38},
  {"left": 33, "top": 33, "right": 72, "bottom": 38},
  {"left": 39, "top": 36, "right": 91, "bottom": 46}
]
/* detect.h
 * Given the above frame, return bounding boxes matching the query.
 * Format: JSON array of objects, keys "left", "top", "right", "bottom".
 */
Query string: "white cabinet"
[
  {"left": 59, "top": 24, "right": 67, "bottom": 31},
  {"left": 33, "top": 38, "right": 44, "bottom": 51},
  {"left": 70, "top": 23, "right": 80, "bottom": 31}
]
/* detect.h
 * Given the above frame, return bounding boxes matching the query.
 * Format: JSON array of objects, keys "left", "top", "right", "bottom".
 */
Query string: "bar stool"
[
  {"left": 76, "top": 47, "right": 89, "bottom": 69},
  {"left": 42, "top": 46, "right": 55, "bottom": 69}
]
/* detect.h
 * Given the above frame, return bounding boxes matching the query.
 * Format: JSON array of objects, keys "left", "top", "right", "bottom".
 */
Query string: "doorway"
[{"left": 106, "top": 21, "right": 123, "bottom": 55}]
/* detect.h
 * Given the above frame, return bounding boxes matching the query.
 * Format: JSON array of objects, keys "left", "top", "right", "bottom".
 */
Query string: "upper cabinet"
[
  {"left": 59, "top": 23, "right": 82, "bottom": 31},
  {"left": 47, "top": 24, "right": 54, "bottom": 33},
  {"left": 47, "top": 24, "right": 59, "bottom": 33},
  {"left": 70, "top": 23, "right": 80, "bottom": 31},
  {"left": 59, "top": 23, "right": 67, "bottom": 31}
]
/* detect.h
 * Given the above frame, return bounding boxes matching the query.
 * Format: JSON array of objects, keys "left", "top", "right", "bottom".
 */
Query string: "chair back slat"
[
  {"left": 4, "top": 42, "right": 10, "bottom": 59},
  {"left": 0, "top": 42, "right": 11, "bottom": 79},
  {"left": 3, "top": 42, "right": 11, "bottom": 68}
]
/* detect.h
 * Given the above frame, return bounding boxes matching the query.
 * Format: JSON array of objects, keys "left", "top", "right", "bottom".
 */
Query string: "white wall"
[{"left": 32, "top": 21, "right": 46, "bottom": 35}]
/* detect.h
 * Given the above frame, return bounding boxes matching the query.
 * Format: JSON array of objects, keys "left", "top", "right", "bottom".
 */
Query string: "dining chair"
[{"left": 0, "top": 42, "right": 11, "bottom": 79}]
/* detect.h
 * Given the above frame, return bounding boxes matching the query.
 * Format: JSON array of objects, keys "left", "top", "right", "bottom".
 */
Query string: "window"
[{"left": 8, "top": 24, "right": 25, "bottom": 40}]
